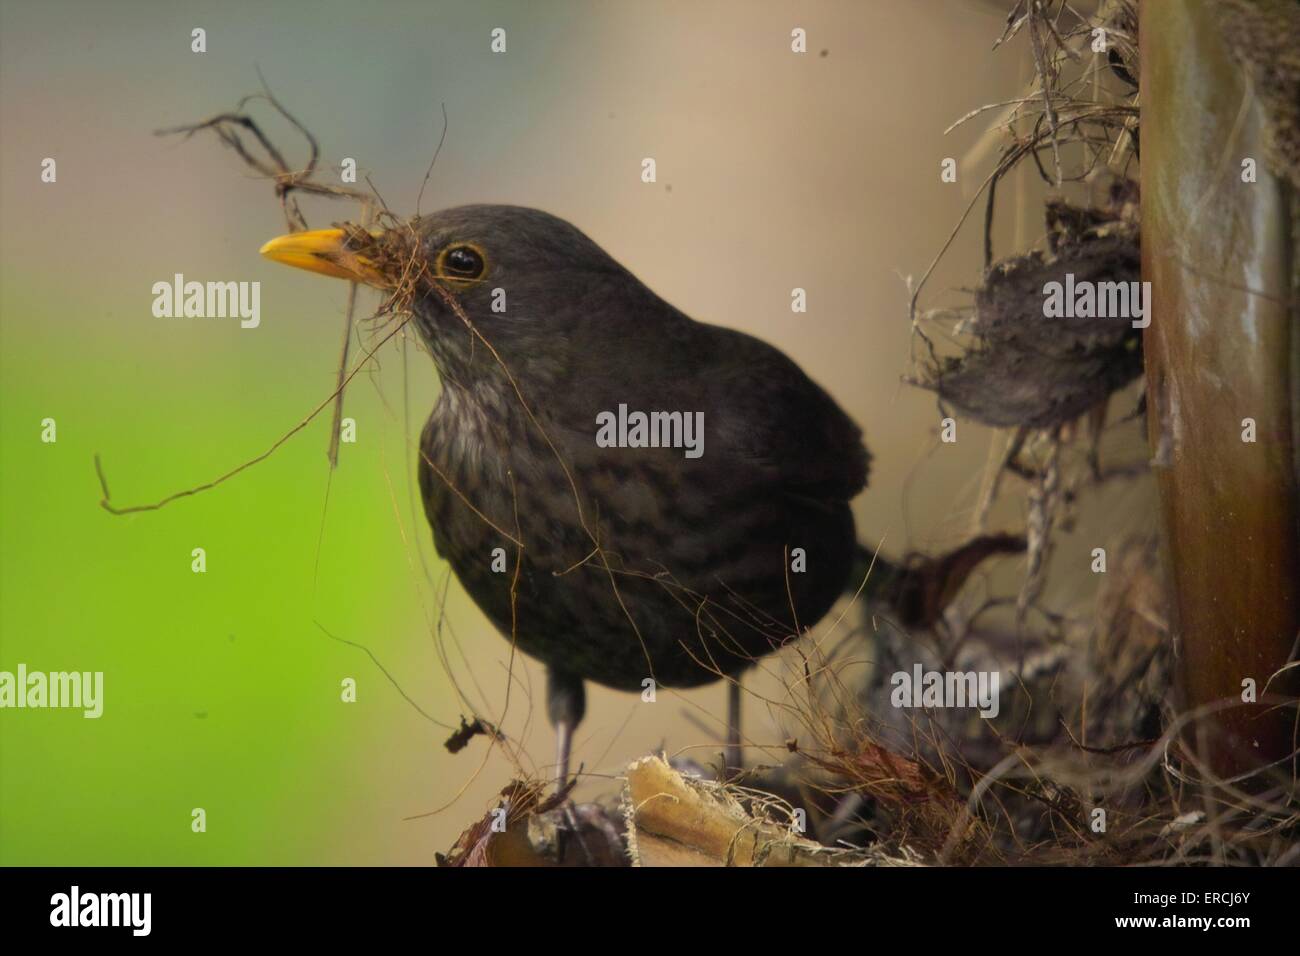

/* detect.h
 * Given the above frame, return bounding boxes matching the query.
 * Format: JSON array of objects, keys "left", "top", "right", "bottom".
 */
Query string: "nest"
[{"left": 911, "top": 189, "right": 1142, "bottom": 430}]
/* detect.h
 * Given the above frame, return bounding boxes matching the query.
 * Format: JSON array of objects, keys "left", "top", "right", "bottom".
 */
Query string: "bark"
[{"left": 1140, "top": 0, "right": 1299, "bottom": 779}]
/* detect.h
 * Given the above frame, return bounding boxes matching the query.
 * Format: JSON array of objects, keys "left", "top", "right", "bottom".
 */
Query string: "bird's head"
[{"left": 260, "top": 204, "right": 659, "bottom": 388}]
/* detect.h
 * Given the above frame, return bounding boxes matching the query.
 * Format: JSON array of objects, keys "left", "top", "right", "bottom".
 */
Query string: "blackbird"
[{"left": 261, "top": 205, "right": 870, "bottom": 781}]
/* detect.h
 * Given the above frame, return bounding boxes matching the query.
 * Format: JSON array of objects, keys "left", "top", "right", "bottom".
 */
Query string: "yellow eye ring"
[{"left": 435, "top": 242, "right": 488, "bottom": 284}]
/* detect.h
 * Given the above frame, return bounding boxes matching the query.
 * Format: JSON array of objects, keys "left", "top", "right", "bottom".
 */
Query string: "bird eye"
[{"left": 438, "top": 243, "right": 486, "bottom": 280}]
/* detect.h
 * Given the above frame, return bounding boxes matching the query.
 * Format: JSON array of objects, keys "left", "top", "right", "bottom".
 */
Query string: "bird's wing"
[{"left": 698, "top": 327, "right": 870, "bottom": 504}]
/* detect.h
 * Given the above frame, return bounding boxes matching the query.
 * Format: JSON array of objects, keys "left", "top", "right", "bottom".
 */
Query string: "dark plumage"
[{"left": 262, "top": 204, "right": 870, "bottom": 778}]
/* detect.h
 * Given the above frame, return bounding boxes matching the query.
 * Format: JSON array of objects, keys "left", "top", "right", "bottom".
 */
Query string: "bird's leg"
[
  {"left": 725, "top": 678, "right": 743, "bottom": 777},
  {"left": 554, "top": 720, "right": 573, "bottom": 786},
  {"left": 546, "top": 667, "right": 586, "bottom": 788}
]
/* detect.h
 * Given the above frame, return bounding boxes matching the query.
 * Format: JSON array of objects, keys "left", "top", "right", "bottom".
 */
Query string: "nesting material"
[
  {"left": 622, "top": 756, "right": 919, "bottom": 867},
  {"left": 437, "top": 779, "right": 628, "bottom": 867},
  {"left": 911, "top": 195, "right": 1142, "bottom": 430},
  {"left": 1217, "top": 0, "right": 1300, "bottom": 190}
]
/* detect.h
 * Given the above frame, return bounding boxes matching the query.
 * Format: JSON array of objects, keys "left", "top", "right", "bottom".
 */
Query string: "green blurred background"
[{"left": 1, "top": 0, "right": 1121, "bottom": 864}]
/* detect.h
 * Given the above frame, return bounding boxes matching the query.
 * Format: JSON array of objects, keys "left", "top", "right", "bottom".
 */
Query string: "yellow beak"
[{"left": 258, "top": 228, "right": 391, "bottom": 287}]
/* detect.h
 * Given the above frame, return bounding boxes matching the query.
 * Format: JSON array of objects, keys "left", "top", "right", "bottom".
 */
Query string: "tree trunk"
[{"left": 1141, "top": 0, "right": 1299, "bottom": 779}]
